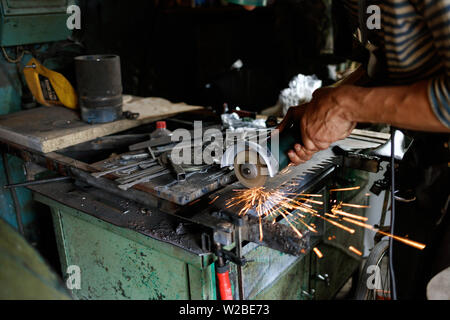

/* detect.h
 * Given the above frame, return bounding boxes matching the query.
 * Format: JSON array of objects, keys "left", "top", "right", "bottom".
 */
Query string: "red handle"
[{"left": 217, "top": 270, "right": 233, "bottom": 300}]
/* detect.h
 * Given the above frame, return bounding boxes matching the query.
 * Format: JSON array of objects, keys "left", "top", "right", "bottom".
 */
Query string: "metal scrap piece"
[
  {"left": 118, "top": 169, "right": 171, "bottom": 190},
  {"left": 91, "top": 159, "right": 156, "bottom": 178}
]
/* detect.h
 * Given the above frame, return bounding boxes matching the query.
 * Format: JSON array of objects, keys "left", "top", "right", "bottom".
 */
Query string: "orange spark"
[
  {"left": 377, "top": 230, "right": 426, "bottom": 250},
  {"left": 313, "top": 247, "right": 323, "bottom": 259},
  {"left": 295, "top": 218, "right": 318, "bottom": 233},
  {"left": 284, "top": 193, "right": 322, "bottom": 198},
  {"left": 341, "top": 203, "right": 370, "bottom": 209},
  {"left": 259, "top": 216, "right": 263, "bottom": 241},
  {"left": 314, "top": 214, "right": 355, "bottom": 234},
  {"left": 226, "top": 187, "right": 324, "bottom": 242},
  {"left": 298, "top": 198, "right": 324, "bottom": 205},
  {"left": 348, "top": 246, "right": 363, "bottom": 256},
  {"left": 189, "top": 199, "right": 201, "bottom": 206},
  {"left": 341, "top": 217, "right": 426, "bottom": 250},
  {"left": 330, "top": 186, "right": 361, "bottom": 192},
  {"left": 279, "top": 209, "right": 303, "bottom": 238},
  {"left": 209, "top": 196, "right": 219, "bottom": 204},
  {"left": 331, "top": 208, "right": 369, "bottom": 221},
  {"left": 225, "top": 185, "right": 425, "bottom": 256}
]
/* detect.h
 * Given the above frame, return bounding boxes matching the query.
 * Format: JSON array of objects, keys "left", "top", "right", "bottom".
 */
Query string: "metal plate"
[{"left": 2, "top": 0, "right": 70, "bottom": 15}]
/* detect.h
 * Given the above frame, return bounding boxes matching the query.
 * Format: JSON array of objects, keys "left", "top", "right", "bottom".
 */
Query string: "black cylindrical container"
[{"left": 75, "top": 55, "right": 123, "bottom": 124}]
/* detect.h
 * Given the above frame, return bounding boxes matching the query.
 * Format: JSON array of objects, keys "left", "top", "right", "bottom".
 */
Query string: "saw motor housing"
[{"left": 221, "top": 127, "right": 300, "bottom": 188}]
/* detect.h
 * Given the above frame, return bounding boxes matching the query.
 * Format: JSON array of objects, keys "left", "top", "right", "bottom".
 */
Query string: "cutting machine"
[{"left": 221, "top": 127, "right": 300, "bottom": 188}]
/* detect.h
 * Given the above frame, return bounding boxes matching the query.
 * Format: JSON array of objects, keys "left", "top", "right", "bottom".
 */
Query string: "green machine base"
[{"left": 32, "top": 181, "right": 363, "bottom": 300}]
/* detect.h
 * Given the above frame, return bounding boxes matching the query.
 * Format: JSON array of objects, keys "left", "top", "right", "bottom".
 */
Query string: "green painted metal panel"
[
  {"left": 0, "top": 0, "right": 74, "bottom": 46},
  {"left": 187, "top": 263, "right": 217, "bottom": 300},
  {"left": 0, "top": 158, "right": 17, "bottom": 229},
  {"left": 0, "top": 53, "right": 23, "bottom": 114},
  {"left": 54, "top": 209, "right": 192, "bottom": 299},
  {"left": 33, "top": 178, "right": 367, "bottom": 300},
  {"left": 34, "top": 194, "right": 216, "bottom": 300},
  {"left": 36, "top": 195, "right": 212, "bottom": 268},
  {"left": 2, "top": 0, "right": 68, "bottom": 15},
  {"left": 37, "top": 193, "right": 315, "bottom": 300},
  {"left": 0, "top": 13, "right": 71, "bottom": 46},
  {"left": 0, "top": 154, "right": 38, "bottom": 239}
]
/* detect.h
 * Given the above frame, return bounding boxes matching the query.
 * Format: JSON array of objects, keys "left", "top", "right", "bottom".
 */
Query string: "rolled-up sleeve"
[{"left": 423, "top": 0, "right": 450, "bottom": 128}]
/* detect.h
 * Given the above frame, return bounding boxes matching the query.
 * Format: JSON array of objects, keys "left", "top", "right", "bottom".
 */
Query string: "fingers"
[
  {"left": 288, "top": 149, "right": 305, "bottom": 165},
  {"left": 288, "top": 144, "right": 316, "bottom": 165},
  {"left": 294, "top": 144, "right": 315, "bottom": 161}
]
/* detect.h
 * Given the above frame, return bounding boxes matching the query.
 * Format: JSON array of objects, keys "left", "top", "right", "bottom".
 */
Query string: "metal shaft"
[
  {"left": 115, "top": 165, "right": 163, "bottom": 184},
  {"left": 235, "top": 224, "right": 245, "bottom": 300},
  {"left": 118, "top": 169, "right": 170, "bottom": 190},
  {"left": 3, "top": 176, "right": 72, "bottom": 189}
]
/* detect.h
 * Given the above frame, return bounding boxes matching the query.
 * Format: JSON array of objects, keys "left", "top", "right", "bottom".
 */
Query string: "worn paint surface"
[
  {"left": 0, "top": 0, "right": 74, "bottom": 46},
  {"left": 0, "top": 154, "right": 36, "bottom": 228},
  {"left": 33, "top": 171, "right": 366, "bottom": 300},
  {"left": 0, "top": 57, "right": 22, "bottom": 114},
  {"left": 38, "top": 195, "right": 216, "bottom": 300}
]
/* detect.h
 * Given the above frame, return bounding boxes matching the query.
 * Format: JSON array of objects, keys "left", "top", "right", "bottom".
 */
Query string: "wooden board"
[{"left": 0, "top": 95, "right": 203, "bottom": 153}]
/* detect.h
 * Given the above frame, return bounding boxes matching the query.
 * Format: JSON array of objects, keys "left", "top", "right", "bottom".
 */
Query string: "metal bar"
[
  {"left": 3, "top": 176, "right": 72, "bottom": 189},
  {"left": 114, "top": 164, "right": 162, "bottom": 184},
  {"left": 91, "top": 159, "right": 156, "bottom": 178},
  {"left": 235, "top": 224, "right": 245, "bottom": 300},
  {"left": 118, "top": 169, "right": 171, "bottom": 191}
]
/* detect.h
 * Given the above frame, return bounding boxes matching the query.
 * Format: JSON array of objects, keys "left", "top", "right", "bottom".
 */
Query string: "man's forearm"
[{"left": 337, "top": 81, "right": 450, "bottom": 132}]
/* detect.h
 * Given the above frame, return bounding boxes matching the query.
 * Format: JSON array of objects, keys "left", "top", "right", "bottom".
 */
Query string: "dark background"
[{"left": 69, "top": 0, "right": 337, "bottom": 112}]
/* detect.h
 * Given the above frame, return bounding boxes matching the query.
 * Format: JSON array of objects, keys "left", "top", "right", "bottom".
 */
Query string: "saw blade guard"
[
  {"left": 221, "top": 126, "right": 300, "bottom": 170},
  {"left": 221, "top": 140, "right": 279, "bottom": 186}
]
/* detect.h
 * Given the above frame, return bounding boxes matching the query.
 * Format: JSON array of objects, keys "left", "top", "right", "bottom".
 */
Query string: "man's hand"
[
  {"left": 278, "top": 79, "right": 449, "bottom": 166},
  {"left": 283, "top": 87, "right": 356, "bottom": 165}
]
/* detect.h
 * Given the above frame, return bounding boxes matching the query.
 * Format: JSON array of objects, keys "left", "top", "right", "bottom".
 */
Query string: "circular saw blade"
[{"left": 234, "top": 150, "right": 268, "bottom": 188}]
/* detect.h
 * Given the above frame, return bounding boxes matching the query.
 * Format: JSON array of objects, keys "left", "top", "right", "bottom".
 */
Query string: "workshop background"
[
  {"left": 0, "top": 0, "right": 392, "bottom": 300},
  {"left": 0, "top": 0, "right": 337, "bottom": 264}
]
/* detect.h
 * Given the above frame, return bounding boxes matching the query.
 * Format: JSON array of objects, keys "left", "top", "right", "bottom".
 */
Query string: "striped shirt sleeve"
[{"left": 420, "top": 0, "right": 450, "bottom": 128}]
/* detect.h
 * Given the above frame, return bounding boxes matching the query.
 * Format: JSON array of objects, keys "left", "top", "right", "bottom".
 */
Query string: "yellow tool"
[{"left": 23, "top": 58, "right": 78, "bottom": 110}]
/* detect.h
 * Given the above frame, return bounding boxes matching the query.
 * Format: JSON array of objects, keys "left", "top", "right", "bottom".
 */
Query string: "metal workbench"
[
  {"left": 29, "top": 177, "right": 365, "bottom": 300},
  {"left": 0, "top": 108, "right": 385, "bottom": 300}
]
